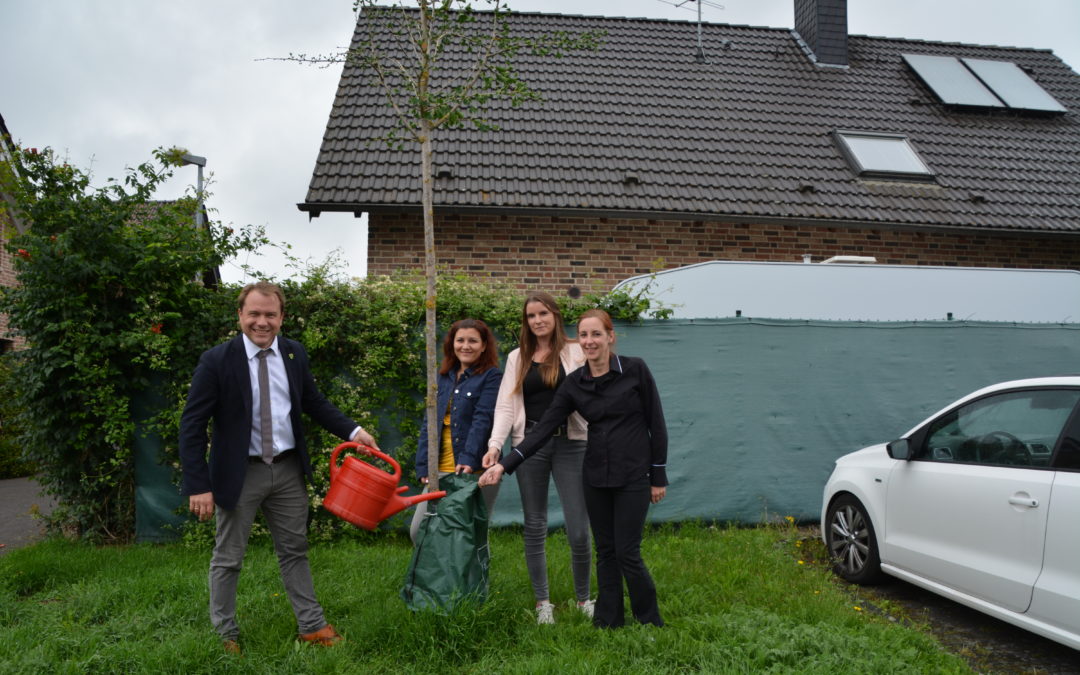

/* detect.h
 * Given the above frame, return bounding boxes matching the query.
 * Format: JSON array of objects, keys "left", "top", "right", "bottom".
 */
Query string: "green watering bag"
[{"left": 401, "top": 473, "right": 490, "bottom": 613}]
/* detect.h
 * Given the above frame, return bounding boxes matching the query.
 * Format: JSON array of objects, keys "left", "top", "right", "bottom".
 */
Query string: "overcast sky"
[{"left": 4, "top": 0, "right": 1077, "bottom": 284}]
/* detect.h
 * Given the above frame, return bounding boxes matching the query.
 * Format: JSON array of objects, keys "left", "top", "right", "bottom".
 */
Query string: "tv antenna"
[{"left": 661, "top": 0, "right": 725, "bottom": 62}]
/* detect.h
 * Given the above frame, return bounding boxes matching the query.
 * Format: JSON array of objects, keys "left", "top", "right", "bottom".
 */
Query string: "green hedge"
[
  {"left": 0, "top": 354, "right": 35, "bottom": 479},
  {"left": 180, "top": 268, "right": 668, "bottom": 545},
  {"left": 2, "top": 145, "right": 669, "bottom": 544},
  {"left": 1, "top": 146, "right": 262, "bottom": 542}
]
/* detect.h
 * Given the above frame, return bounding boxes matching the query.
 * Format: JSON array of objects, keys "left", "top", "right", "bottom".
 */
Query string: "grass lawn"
[{"left": 0, "top": 522, "right": 970, "bottom": 674}]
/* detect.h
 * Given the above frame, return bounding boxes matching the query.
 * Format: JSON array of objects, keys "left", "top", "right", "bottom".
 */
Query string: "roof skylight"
[{"left": 834, "top": 131, "right": 934, "bottom": 182}]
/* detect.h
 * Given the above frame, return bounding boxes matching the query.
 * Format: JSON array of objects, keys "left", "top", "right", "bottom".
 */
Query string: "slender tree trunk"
[
  {"left": 318, "top": 0, "right": 596, "bottom": 493},
  {"left": 420, "top": 121, "right": 440, "bottom": 491},
  {"left": 418, "top": 4, "right": 440, "bottom": 492}
]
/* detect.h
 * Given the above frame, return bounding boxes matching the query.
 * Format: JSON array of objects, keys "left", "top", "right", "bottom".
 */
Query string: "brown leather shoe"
[
  {"left": 223, "top": 639, "right": 241, "bottom": 655},
  {"left": 299, "top": 623, "right": 343, "bottom": 646}
]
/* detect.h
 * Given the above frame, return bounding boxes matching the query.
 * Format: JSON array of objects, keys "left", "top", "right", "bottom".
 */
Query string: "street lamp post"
[{"left": 179, "top": 153, "right": 206, "bottom": 228}]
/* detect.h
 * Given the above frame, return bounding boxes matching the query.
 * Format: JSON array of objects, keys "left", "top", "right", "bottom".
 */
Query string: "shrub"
[
  {"left": 182, "top": 267, "right": 670, "bottom": 543},
  {"left": 2, "top": 147, "right": 669, "bottom": 544},
  {"left": 283, "top": 269, "right": 547, "bottom": 537},
  {"left": 0, "top": 146, "right": 263, "bottom": 542},
  {"left": 0, "top": 354, "right": 35, "bottom": 479}
]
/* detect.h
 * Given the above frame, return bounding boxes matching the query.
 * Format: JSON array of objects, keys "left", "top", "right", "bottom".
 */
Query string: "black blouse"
[{"left": 502, "top": 354, "right": 668, "bottom": 488}]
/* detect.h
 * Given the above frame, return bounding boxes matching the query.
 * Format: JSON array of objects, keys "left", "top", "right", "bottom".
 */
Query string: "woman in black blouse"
[{"left": 480, "top": 309, "right": 668, "bottom": 628}]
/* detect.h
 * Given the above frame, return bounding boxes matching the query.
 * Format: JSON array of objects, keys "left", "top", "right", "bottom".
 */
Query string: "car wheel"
[{"left": 826, "top": 494, "right": 885, "bottom": 584}]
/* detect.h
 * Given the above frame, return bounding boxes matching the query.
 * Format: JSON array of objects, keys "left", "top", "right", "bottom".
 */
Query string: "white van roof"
[{"left": 613, "top": 261, "right": 1080, "bottom": 322}]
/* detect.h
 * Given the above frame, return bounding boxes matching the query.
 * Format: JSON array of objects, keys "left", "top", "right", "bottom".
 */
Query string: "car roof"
[
  {"left": 969, "top": 376, "right": 1080, "bottom": 396},
  {"left": 903, "top": 376, "right": 1080, "bottom": 437}
]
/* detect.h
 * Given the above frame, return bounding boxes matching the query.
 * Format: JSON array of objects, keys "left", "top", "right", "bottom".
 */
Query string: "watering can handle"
[{"left": 330, "top": 442, "right": 401, "bottom": 480}]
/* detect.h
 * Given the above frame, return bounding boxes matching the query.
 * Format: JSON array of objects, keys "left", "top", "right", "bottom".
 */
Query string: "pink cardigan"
[{"left": 487, "top": 342, "right": 588, "bottom": 451}]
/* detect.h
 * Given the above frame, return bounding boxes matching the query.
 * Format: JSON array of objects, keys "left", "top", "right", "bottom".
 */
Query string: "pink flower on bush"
[
  {"left": 150, "top": 323, "right": 163, "bottom": 334},
  {"left": 16, "top": 249, "right": 31, "bottom": 261}
]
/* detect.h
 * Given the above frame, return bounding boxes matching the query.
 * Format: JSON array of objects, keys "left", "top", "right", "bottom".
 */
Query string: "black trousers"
[{"left": 583, "top": 475, "right": 664, "bottom": 628}]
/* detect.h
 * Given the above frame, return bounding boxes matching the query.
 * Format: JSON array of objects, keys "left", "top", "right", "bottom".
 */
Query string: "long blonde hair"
[{"left": 514, "top": 291, "right": 569, "bottom": 393}]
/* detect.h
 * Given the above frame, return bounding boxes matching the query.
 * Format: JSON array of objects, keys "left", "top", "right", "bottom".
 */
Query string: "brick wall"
[
  {"left": 368, "top": 211, "right": 1080, "bottom": 292},
  {"left": 0, "top": 219, "right": 24, "bottom": 351}
]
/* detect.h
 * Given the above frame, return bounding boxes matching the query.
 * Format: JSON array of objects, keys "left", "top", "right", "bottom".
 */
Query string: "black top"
[
  {"left": 501, "top": 354, "right": 668, "bottom": 488},
  {"left": 522, "top": 360, "right": 565, "bottom": 423}
]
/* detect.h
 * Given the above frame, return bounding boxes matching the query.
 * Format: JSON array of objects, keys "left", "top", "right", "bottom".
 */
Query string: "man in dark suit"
[{"left": 180, "top": 281, "right": 378, "bottom": 654}]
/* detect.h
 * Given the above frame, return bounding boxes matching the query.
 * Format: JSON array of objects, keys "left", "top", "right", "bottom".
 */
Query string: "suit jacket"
[{"left": 179, "top": 334, "right": 357, "bottom": 510}]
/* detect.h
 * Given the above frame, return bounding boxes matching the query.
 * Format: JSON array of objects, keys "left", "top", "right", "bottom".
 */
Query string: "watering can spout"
[{"left": 379, "top": 489, "right": 446, "bottom": 521}]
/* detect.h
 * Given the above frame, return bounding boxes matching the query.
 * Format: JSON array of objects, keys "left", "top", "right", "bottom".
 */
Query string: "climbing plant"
[{"left": 0, "top": 146, "right": 263, "bottom": 542}]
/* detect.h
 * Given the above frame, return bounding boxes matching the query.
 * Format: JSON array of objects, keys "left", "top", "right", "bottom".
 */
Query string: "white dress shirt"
[{"left": 242, "top": 335, "right": 296, "bottom": 458}]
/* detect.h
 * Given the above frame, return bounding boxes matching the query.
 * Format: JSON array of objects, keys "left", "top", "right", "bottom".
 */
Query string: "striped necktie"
[{"left": 256, "top": 349, "right": 273, "bottom": 464}]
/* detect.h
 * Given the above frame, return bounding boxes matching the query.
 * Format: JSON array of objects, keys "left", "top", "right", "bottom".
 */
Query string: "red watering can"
[{"left": 324, "top": 442, "right": 446, "bottom": 530}]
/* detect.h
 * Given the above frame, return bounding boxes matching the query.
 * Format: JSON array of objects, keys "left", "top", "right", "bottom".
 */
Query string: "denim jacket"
[{"left": 416, "top": 365, "right": 503, "bottom": 478}]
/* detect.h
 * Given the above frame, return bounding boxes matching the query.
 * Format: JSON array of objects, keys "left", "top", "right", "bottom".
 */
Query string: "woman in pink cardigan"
[{"left": 483, "top": 291, "right": 592, "bottom": 624}]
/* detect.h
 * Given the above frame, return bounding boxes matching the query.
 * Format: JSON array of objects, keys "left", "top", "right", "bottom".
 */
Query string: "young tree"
[{"left": 292, "top": 1, "right": 600, "bottom": 488}]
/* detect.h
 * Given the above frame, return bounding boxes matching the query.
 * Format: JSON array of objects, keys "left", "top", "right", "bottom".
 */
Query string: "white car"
[{"left": 822, "top": 377, "right": 1080, "bottom": 650}]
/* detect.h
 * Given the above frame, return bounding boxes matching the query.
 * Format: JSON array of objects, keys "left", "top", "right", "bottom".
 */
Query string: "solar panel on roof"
[
  {"left": 902, "top": 54, "right": 1005, "bottom": 108},
  {"left": 962, "top": 58, "right": 1067, "bottom": 113}
]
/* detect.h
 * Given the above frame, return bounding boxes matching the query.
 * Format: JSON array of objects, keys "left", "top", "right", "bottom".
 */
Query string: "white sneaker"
[
  {"left": 536, "top": 601, "right": 555, "bottom": 625},
  {"left": 577, "top": 599, "right": 595, "bottom": 618}
]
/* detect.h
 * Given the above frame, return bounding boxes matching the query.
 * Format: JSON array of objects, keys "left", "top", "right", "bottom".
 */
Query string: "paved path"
[{"left": 0, "top": 476, "right": 56, "bottom": 555}]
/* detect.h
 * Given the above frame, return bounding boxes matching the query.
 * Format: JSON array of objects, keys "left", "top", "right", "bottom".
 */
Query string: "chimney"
[{"left": 793, "top": 0, "right": 848, "bottom": 67}]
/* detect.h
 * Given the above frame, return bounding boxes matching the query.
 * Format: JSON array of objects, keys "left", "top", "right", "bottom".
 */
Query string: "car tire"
[{"left": 826, "top": 494, "right": 885, "bottom": 584}]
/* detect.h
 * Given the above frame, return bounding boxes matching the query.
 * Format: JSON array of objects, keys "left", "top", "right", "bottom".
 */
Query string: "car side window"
[
  {"left": 1052, "top": 404, "right": 1080, "bottom": 470},
  {"left": 918, "top": 389, "right": 1080, "bottom": 467},
  {"left": 1054, "top": 435, "right": 1080, "bottom": 470}
]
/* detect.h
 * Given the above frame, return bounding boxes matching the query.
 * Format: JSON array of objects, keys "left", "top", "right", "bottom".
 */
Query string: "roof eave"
[{"left": 298, "top": 201, "right": 1080, "bottom": 237}]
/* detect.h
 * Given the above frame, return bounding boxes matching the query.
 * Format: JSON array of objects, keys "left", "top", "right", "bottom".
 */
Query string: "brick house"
[
  {"left": 1, "top": 113, "right": 27, "bottom": 352},
  {"left": 300, "top": 0, "right": 1080, "bottom": 295}
]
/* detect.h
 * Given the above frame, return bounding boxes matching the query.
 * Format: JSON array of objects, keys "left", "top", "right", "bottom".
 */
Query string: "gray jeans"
[
  {"left": 209, "top": 452, "right": 326, "bottom": 640},
  {"left": 515, "top": 436, "right": 591, "bottom": 603}
]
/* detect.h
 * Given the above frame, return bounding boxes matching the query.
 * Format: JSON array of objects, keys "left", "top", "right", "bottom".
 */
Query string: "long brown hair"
[
  {"left": 439, "top": 319, "right": 499, "bottom": 375},
  {"left": 514, "top": 291, "right": 570, "bottom": 393}
]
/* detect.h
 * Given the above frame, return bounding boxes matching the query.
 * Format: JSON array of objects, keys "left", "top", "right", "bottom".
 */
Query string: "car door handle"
[{"left": 1008, "top": 495, "right": 1039, "bottom": 508}]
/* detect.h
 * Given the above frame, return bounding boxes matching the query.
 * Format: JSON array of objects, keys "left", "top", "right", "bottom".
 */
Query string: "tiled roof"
[{"left": 304, "top": 10, "right": 1080, "bottom": 233}]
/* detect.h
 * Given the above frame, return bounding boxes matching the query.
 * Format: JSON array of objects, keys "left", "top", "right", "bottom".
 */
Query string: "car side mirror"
[{"left": 886, "top": 438, "right": 912, "bottom": 460}]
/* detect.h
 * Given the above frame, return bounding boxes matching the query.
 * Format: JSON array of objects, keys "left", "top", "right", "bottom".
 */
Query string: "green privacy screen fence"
[
  {"left": 134, "top": 318, "right": 1080, "bottom": 539},
  {"left": 488, "top": 319, "right": 1080, "bottom": 527}
]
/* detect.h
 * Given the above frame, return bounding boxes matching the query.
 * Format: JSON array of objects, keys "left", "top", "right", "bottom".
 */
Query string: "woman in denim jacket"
[{"left": 410, "top": 318, "right": 502, "bottom": 541}]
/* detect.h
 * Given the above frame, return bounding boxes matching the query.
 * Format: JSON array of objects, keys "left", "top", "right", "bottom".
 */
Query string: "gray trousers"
[
  {"left": 515, "top": 436, "right": 591, "bottom": 603},
  {"left": 209, "top": 452, "right": 326, "bottom": 640},
  {"left": 409, "top": 472, "right": 500, "bottom": 543}
]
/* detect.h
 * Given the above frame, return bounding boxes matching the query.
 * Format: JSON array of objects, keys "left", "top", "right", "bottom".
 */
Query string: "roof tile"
[{"left": 305, "top": 10, "right": 1080, "bottom": 232}]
